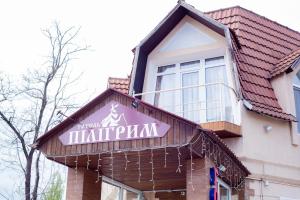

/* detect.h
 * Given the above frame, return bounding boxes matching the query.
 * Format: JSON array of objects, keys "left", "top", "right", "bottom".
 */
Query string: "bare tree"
[{"left": 0, "top": 22, "right": 88, "bottom": 200}]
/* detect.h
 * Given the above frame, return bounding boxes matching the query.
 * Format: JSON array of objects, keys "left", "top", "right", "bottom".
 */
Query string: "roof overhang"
[
  {"left": 129, "top": 2, "right": 238, "bottom": 96},
  {"left": 35, "top": 88, "right": 249, "bottom": 184}
]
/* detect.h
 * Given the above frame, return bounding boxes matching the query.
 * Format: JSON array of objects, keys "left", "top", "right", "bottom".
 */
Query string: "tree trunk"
[
  {"left": 32, "top": 152, "right": 41, "bottom": 200},
  {"left": 25, "top": 151, "right": 34, "bottom": 200}
]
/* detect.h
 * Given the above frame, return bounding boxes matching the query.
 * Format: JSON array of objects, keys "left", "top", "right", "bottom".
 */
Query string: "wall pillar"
[
  {"left": 186, "top": 158, "right": 213, "bottom": 200},
  {"left": 66, "top": 167, "right": 102, "bottom": 200}
]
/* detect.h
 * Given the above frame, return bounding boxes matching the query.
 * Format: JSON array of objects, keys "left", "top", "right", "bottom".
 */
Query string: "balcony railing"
[{"left": 133, "top": 83, "right": 238, "bottom": 125}]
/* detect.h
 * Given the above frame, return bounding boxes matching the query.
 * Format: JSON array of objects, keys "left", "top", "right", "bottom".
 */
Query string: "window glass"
[
  {"left": 293, "top": 71, "right": 300, "bottom": 86},
  {"left": 180, "top": 60, "right": 200, "bottom": 70},
  {"left": 219, "top": 184, "right": 230, "bottom": 200},
  {"left": 101, "top": 182, "right": 120, "bottom": 200},
  {"left": 123, "top": 189, "right": 139, "bottom": 200},
  {"left": 206, "top": 65, "right": 231, "bottom": 122},
  {"left": 294, "top": 87, "right": 300, "bottom": 132},
  {"left": 182, "top": 72, "right": 199, "bottom": 122},
  {"left": 293, "top": 71, "right": 300, "bottom": 132},
  {"left": 154, "top": 74, "right": 176, "bottom": 113},
  {"left": 157, "top": 64, "right": 175, "bottom": 73},
  {"left": 153, "top": 56, "right": 233, "bottom": 124},
  {"left": 205, "top": 56, "right": 225, "bottom": 67}
]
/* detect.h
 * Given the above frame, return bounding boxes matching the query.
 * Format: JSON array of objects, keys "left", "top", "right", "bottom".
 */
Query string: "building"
[{"left": 35, "top": 1, "right": 300, "bottom": 200}]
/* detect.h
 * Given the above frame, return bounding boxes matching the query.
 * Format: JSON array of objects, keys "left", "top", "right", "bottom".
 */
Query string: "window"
[
  {"left": 101, "top": 177, "right": 142, "bottom": 200},
  {"left": 293, "top": 71, "right": 300, "bottom": 132},
  {"left": 154, "top": 56, "right": 232, "bottom": 123},
  {"left": 218, "top": 179, "right": 231, "bottom": 200}
]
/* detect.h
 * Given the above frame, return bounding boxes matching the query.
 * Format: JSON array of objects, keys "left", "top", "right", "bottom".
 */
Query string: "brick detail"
[
  {"left": 186, "top": 158, "right": 213, "bottom": 200},
  {"left": 66, "top": 167, "right": 102, "bottom": 200}
]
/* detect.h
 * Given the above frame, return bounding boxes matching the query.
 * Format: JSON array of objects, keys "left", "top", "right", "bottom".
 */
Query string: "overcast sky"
[
  {"left": 1, "top": 0, "right": 300, "bottom": 97},
  {"left": 1, "top": 0, "right": 300, "bottom": 198}
]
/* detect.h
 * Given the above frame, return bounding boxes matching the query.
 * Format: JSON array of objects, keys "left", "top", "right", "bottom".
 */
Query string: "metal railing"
[{"left": 133, "top": 83, "right": 237, "bottom": 124}]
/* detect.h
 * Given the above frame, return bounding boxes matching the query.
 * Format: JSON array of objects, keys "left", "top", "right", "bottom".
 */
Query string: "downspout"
[
  {"left": 224, "top": 27, "right": 242, "bottom": 101},
  {"left": 224, "top": 27, "right": 255, "bottom": 112}
]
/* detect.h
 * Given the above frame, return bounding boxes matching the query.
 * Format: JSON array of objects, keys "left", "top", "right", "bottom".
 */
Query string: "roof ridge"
[
  {"left": 204, "top": 5, "right": 240, "bottom": 14},
  {"left": 206, "top": 5, "right": 300, "bottom": 38},
  {"left": 234, "top": 6, "right": 300, "bottom": 38},
  {"left": 275, "top": 48, "right": 300, "bottom": 64}
]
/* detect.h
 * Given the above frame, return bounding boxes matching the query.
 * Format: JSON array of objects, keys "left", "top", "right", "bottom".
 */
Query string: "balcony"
[{"left": 134, "top": 83, "right": 241, "bottom": 138}]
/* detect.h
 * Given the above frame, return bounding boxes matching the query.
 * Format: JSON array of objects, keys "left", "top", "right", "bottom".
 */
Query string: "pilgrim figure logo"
[{"left": 101, "top": 103, "right": 127, "bottom": 127}]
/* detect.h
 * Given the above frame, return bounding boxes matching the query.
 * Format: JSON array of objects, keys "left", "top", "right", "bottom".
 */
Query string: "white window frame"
[
  {"left": 153, "top": 56, "right": 233, "bottom": 123},
  {"left": 102, "top": 176, "right": 143, "bottom": 200},
  {"left": 217, "top": 178, "right": 231, "bottom": 200},
  {"left": 293, "top": 71, "right": 300, "bottom": 133}
]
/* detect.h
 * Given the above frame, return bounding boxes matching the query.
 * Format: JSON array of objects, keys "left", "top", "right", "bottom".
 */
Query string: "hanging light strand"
[
  {"left": 176, "top": 146, "right": 182, "bottom": 173},
  {"left": 111, "top": 151, "right": 114, "bottom": 181},
  {"left": 164, "top": 147, "right": 168, "bottom": 168},
  {"left": 124, "top": 151, "right": 130, "bottom": 171},
  {"left": 137, "top": 151, "right": 141, "bottom": 183},
  {"left": 86, "top": 155, "right": 91, "bottom": 170},
  {"left": 96, "top": 153, "right": 102, "bottom": 183},
  {"left": 190, "top": 144, "right": 195, "bottom": 191},
  {"left": 74, "top": 156, "right": 78, "bottom": 183},
  {"left": 150, "top": 149, "right": 155, "bottom": 191},
  {"left": 64, "top": 156, "right": 67, "bottom": 166}
]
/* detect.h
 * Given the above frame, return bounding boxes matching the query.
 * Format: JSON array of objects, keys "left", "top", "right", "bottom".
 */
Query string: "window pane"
[
  {"left": 293, "top": 71, "right": 300, "bottom": 86},
  {"left": 180, "top": 60, "right": 200, "bottom": 70},
  {"left": 157, "top": 64, "right": 175, "bottom": 73},
  {"left": 123, "top": 189, "right": 139, "bottom": 200},
  {"left": 219, "top": 184, "right": 229, "bottom": 200},
  {"left": 206, "top": 66, "right": 232, "bottom": 122},
  {"left": 182, "top": 72, "right": 199, "bottom": 122},
  {"left": 154, "top": 74, "right": 176, "bottom": 112},
  {"left": 294, "top": 87, "right": 300, "bottom": 132},
  {"left": 101, "top": 182, "right": 120, "bottom": 200},
  {"left": 205, "top": 56, "right": 224, "bottom": 67}
]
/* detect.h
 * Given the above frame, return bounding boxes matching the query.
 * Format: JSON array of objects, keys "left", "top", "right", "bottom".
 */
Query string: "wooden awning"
[{"left": 35, "top": 89, "right": 249, "bottom": 190}]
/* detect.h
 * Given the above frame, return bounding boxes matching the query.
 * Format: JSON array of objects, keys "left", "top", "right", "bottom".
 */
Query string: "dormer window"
[
  {"left": 293, "top": 71, "right": 300, "bottom": 132},
  {"left": 151, "top": 56, "right": 233, "bottom": 124},
  {"left": 133, "top": 15, "right": 241, "bottom": 133}
]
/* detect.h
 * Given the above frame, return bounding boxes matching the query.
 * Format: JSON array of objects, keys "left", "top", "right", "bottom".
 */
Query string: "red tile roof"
[
  {"left": 271, "top": 49, "right": 300, "bottom": 77},
  {"left": 107, "top": 77, "right": 130, "bottom": 94},
  {"left": 205, "top": 6, "right": 298, "bottom": 121},
  {"left": 109, "top": 5, "right": 299, "bottom": 121}
]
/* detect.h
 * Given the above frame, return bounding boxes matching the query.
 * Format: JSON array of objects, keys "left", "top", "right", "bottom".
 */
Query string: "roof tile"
[
  {"left": 271, "top": 49, "right": 300, "bottom": 77},
  {"left": 206, "top": 6, "right": 299, "bottom": 121},
  {"left": 107, "top": 77, "right": 130, "bottom": 94}
]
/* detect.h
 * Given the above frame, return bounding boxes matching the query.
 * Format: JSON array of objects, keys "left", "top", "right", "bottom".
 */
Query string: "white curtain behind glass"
[
  {"left": 206, "top": 66, "right": 223, "bottom": 121},
  {"left": 154, "top": 74, "right": 175, "bottom": 113},
  {"left": 205, "top": 57, "right": 232, "bottom": 122},
  {"left": 182, "top": 72, "right": 199, "bottom": 122}
]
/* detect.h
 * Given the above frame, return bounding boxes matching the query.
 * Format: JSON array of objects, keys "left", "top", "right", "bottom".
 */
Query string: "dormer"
[{"left": 129, "top": 2, "right": 241, "bottom": 138}]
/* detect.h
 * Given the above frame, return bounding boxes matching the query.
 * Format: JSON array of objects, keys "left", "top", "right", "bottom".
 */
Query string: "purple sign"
[{"left": 59, "top": 101, "right": 170, "bottom": 145}]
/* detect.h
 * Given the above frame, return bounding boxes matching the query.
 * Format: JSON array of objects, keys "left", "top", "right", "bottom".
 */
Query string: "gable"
[
  {"left": 35, "top": 89, "right": 198, "bottom": 152},
  {"left": 149, "top": 15, "right": 226, "bottom": 63},
  {"left": 159, "top": 18, "right": 217, "bottom": 52},
  {"left": 130, "top": 2, "right": 229, "bottom": 96}
]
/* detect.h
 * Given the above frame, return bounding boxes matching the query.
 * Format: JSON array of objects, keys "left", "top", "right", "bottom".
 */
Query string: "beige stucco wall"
[
  {"left": 271, "top": 66, "right": 300, "bottom": 146},
  {"left": 224, "top": 98, "right": 300, "bottom": 198}
]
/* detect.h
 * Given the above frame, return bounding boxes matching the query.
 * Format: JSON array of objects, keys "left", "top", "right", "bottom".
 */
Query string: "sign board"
[{"left": 59, "top": 101, "right": 170, "bottom": 145}]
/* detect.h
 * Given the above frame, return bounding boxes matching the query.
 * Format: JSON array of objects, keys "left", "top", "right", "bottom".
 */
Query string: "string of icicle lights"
[{"left": 47, "top": 132, "right": 246, "bottom": 191}]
